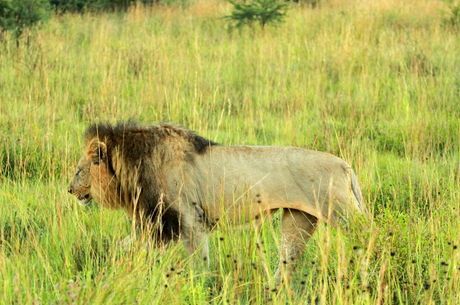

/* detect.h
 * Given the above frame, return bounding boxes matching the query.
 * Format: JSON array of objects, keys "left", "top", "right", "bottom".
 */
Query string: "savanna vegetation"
[{"left": 0, "top": 0, "right": 459, "bottom": 304}]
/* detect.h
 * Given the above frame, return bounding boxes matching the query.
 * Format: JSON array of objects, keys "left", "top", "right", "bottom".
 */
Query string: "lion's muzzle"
[
  {"left": 68, "top": 185, "right": 93, "bottom": 206},
  {"left": 78, "top": 194, "right": 93, "bottom": 206}
]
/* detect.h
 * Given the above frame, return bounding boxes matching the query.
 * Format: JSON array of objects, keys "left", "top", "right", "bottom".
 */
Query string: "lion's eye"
[{"left": 76, "top": 168, "right": 82, "bottom": 176}]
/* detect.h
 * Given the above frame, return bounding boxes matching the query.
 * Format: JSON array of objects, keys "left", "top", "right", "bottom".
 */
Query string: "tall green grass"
[{"left": 0, "top": 0, "right": 459, "bottom": 304}]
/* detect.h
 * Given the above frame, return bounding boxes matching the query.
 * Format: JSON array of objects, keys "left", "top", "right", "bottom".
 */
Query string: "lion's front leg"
[
  {"left": 182, "top": 227, "right": 210, "bottom": 269},
  {"left": 275, "top": 209, "right": 318, "bottom": 285}
]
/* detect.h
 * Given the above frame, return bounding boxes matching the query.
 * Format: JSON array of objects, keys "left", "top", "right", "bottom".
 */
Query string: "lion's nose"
[{"left": 68, "top": 186, "right": 73, "bottom": 194}]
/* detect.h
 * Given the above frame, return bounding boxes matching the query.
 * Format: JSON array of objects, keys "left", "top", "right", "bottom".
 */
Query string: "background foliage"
[
  {"left": 0, "top": 0, "right": 459, "bottom": 304},
  {"left": 0, "top": 0, "right": 50, "bottom": 39},
  {"left": 226, "top": 0, "right": 288, "bottom": 29}
]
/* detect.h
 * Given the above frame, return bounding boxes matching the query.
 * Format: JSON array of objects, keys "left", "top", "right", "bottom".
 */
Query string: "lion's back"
[{"left": 192, "top": 146, "right": 358, "bottom": 222}]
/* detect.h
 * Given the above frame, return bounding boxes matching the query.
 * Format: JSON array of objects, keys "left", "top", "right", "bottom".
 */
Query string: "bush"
[
  {"left": 0, "top": 0, "right": 50, "bottom": 40},
  {"left": 49, "top": 0, "right": 90, "bottom": 12},
  {"left": 49, "top": 0, "right": 159, "bottom": 13},
  {"left": 226, "top": 0, "right": 288, "bottom": 29}
]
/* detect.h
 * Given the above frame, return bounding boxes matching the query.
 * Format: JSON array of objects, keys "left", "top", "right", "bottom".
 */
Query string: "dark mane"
[
  {"left": 84, "top": 121, "right": 217, "bottom": 157},
  {"left": 85, "top": 121, "right": 139, "bottom": 140},
  {"left": 83, "top": 121, "right": 217, "bottom": 243}
]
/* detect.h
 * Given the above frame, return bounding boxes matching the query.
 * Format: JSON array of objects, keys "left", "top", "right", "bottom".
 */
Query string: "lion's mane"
[{"left": 84, "top": 121, "right": 217, "bottom": 243}]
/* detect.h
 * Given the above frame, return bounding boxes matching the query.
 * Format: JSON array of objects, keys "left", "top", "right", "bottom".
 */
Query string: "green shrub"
[
  {"left": 49, "top": 0, "right": 90, "bottom": 12},
  {"left": 226, "top": 0, "right": 288, "bottom": 29},
  {"left": 49, "top": 0, "right": 159, "bottom": 13},
  {"left": 0, "top": 0, "right": 49, "bottom": 40}
]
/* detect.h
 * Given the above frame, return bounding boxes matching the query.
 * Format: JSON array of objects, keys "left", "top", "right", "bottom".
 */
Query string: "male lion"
[{"left": 68, "top": 121, "right": 366, "bottom": 282}]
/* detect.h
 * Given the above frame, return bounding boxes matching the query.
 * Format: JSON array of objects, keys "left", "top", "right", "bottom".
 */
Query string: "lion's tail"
[{"left": 350, "top": 169, "right": 366, "bottom": 214}]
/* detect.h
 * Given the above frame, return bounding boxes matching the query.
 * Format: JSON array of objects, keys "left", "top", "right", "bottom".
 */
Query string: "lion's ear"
[{"left": 88, "top": 140, "right": 107, "bottom": 165}]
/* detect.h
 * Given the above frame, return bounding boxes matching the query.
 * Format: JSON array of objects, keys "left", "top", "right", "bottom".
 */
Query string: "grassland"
[{"left": 0, "top": 0, "right": 459, "bottom": 304}]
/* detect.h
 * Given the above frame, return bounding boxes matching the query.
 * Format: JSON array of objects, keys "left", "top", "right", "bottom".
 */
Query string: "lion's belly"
[{"left": 193, "top": 146, "right": 338, "bottom": 224}]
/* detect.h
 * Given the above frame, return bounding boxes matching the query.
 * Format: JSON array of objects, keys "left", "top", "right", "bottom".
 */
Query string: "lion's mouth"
[{"left": 78, "top": 194, "right": 93, "bottom": 206}]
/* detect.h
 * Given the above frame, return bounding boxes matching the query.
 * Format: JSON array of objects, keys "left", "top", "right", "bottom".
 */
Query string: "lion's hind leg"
[{"left": 275, "top": 209, "right": 317, "bottom": 285}]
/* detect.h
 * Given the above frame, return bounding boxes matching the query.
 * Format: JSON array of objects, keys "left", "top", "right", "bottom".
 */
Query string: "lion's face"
[
  {"left": 68, "top": 140, "right": 114, "bottom": 207},
  {"left": 68, "top": 157, "right": 93, "bottom": 206}
]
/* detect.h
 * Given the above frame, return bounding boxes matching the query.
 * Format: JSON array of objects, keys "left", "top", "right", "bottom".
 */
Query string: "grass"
[{"left": 0, "top": 0, "right": 459, "bottom": 304}]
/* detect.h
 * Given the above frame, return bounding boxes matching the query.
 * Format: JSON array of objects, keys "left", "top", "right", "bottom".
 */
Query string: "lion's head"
[
  {"left": 68, "top": 121, "right": 216, "bottom": 236},
  {"left": 68, "top": 138, "right": 116, "bottom": 208},
  {"left": 67, "top": 121, "right": 219, "bottom": 243}
]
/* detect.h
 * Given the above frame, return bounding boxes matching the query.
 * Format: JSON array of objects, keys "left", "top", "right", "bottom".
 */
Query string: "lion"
[{"left": 68, "top": 121, "right": 367, "bottom": 282}]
